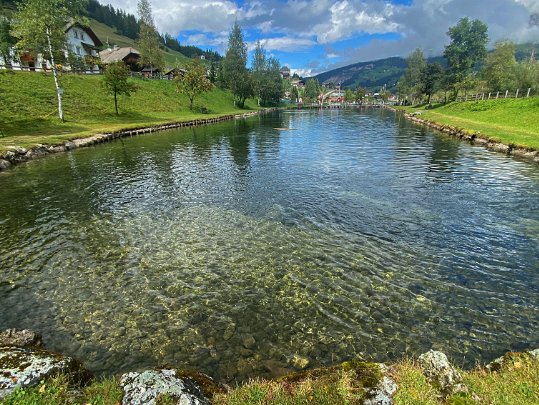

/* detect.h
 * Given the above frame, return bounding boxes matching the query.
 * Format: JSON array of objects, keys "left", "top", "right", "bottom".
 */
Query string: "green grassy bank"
[
  {"left": 0, "top": 70, "right": 258, "bottom": 152},
  {"left": 396, "top": 97, "right": 539, "bottom": 150},
  {"left": 2, "top": 352, "right": 538, "bottom": 404}
]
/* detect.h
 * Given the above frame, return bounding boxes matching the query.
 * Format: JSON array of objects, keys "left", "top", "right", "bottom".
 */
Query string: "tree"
[
  {"left": 222, "top": 22, "right": 251, "bottom": 107},
  {"left": 102, "top": 61, "right": 136, "bottom": 115},
  {"left": 444, "top": 17, "right": 488, "bottom": 98},
  {"left": 420, "top": 63, "right": 444, "bottom": 104},
  {"left": 13, "top": 0, "right": 87, "bottom": 121},
  {"left": 0, "top": 16, "right": 16, "bottom": 66},
  {"left": 304, "top": 78, "right": 320, "bottom": 101},
  {"left": 355, "top": 87, "right": 366, "bottom": 103},
  {"left": 137, "top": 0, "right": 163, "bottom": 75},
  {"left": 483, "top": 41, "right": 517, "bottom": 91},
  {"left": 403, "top": 48, "right": 426, "bottom": 101},
  {"left": 176, "top": 59, "right": 212, "bottom": 110},
  {"left": 344, "top": 89, "right": 354, "bottom": 103},
  {"left": 252, "top": 40, "right": 266, "bottom": 106}
]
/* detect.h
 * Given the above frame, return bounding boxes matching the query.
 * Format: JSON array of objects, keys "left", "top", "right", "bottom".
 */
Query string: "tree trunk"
[
  {"left": 46, "top": 27, "right": 64, "bottom": 122},
  {"left": 189, "top": 95, "right": 194, "bottom": 110},
  {"left": 114, "top": 91, "right": 118, "bottom": 115}
]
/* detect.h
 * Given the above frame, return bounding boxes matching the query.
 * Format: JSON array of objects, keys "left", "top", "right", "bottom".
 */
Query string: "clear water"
[{"left": 0, "top": 109, "right": 538, "bottom": 382}]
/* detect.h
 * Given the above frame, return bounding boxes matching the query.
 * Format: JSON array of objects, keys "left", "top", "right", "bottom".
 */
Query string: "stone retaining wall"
[
  {"left": 0, "top": 109, "right": 276, "bottom": 172},
  {"left": 384, "top": 106, "right": 539, "bottom": 164}
]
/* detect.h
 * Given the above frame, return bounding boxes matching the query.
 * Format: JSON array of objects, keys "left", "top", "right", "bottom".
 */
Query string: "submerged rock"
[
  {"left": 120, "top": 369, "right": 211, "bottom": 405},
  {"left": 418, "top": 350, "right": 467, "bottom": 396},
  {"left": 291, "top": 354, "right": 310, "bottom": 370},
  {"left": 0, "top": 346, "right": 91, "bottom": 399},
  {"left": 0, "top": 329, "right": 42, "bottom": 347}
]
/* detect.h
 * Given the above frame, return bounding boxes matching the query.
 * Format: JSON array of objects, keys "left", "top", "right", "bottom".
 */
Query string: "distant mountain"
[{"left": 313, "top": 43, "right": 538, "bottom": 91}]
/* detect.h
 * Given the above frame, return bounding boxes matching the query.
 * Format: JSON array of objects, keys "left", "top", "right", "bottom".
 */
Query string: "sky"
[{"left": 104, "top": 0, "right": 539, "bottom": 76}]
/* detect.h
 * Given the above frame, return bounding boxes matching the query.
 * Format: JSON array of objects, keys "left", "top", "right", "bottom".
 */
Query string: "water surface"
[{"left": 0, "top": 109, "right": 538, "bottom": 381}]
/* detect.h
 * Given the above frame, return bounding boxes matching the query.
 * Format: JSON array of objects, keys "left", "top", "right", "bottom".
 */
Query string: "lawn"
[
  {"left": 397, "top": 97, "right": 539, "bottom": 150},
  {"left": 0, "top": 70, "right": 258, "bottom": 151}
]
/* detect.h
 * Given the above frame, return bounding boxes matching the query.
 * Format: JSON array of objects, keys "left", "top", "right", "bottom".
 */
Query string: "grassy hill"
[
  {"left": 87, "top": 19, "right": 192, "bottom": 68},
  {"left": 0, "top": 70, "right": 258, "bottom": 151},
  {"left": 397, "top": 97, "right": 539, "bottom": 150}
]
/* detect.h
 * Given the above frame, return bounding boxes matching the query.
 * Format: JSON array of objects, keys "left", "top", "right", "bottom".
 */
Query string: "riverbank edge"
[
  {"left": 0, "top": 108, "right": 278, "bottom": 173},
  {"left": 1, "top": 328, "right": 538, "bottom": 404},
  {"left": 385, "top": 105, "right": 539, "bottom": 164}
]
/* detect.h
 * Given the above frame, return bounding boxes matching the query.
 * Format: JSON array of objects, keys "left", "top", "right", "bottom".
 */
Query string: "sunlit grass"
[
  {"left": 396, "top": 97, "right": 539, "bottom": 150},
  {"left": 0, "top": 70, "right": 259, "bottom": 151}
]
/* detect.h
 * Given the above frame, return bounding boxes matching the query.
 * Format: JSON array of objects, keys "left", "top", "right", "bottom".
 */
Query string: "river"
[{"left": 0, "top": 108, "right": 537, "bottom": 382}]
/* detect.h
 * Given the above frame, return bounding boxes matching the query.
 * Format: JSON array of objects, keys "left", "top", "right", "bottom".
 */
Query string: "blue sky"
[{"left": 106, "top": 0, "right": 539, "bottom": 76}]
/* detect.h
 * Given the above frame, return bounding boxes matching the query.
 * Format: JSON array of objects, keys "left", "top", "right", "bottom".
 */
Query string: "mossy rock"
[{"left": 0, "top": 346, "right": 92, "bottom": 399}]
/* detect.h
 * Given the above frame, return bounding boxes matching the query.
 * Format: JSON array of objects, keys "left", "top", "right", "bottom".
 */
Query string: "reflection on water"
[{"left": 0, "top": 109, "right": 538, "bottom": 382}]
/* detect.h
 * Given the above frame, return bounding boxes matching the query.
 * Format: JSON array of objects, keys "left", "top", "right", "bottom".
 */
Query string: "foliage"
[
  {"left": 515, "top": 55, "right": 539, "bottom": 91},
  {"left": 86, "top": 0, "right": 139, "bottom": 40},
  {"left": 0, "top": 14, "right": 15, "bottom": 65},
  {"left": 251, "top": 41, "right": 283, "bottom": 106},
  {"left": 483, "top": 41, "right": 518, "bottom": 91},
  {"left": 420, "top": 63, "right": 444, "bottom": 104},
  {"left": 355, "top": 87, "right": 367, "bottom": 103},
  {"left": 304, "top": 78, "right": 320, "bottom": 101},
  {"left": 344, "top": 88, "right": 354, "bottom": 102},
  {"left": 161, "top": 33, "right": 221, "bottom": 62},
  {"left": 222, "top": 22, "right": 251, "bottom": 107},
  {"left": 176, "top": 58, "right": 212, "bottom": 110},
  {"left": 402, "top": 48, "right": 427, "bottom": 101},
  {"left": 444, "top": 17, "right": 489, "bottom": 98},
  {"left": 102, "top": 61, "right": 137, "bottom": 114},
  {"left": 13, "top": 0, "right": 88, "bottom": 121},
  {"left": 136, "top": 0, "right": 164, "bottom": 74}
]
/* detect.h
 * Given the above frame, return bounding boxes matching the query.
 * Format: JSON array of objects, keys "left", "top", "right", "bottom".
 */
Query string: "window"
[
  {"left": 76, "top": 46, "right": 82, "bottom": 55},
  {"left": 74, "top": 30, "right": 78, "bottom": 39},
  {"left": 81, "top": 33, "right": 85, "bottom": 41}
]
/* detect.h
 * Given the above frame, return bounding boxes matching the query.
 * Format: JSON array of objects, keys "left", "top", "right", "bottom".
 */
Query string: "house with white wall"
[{"left": 1, "top": 22, "right": 103, "bottom": 72}]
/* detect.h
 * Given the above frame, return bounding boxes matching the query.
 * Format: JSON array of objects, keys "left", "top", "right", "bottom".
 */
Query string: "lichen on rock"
[
  {"left": 120, "top": 369, "right": 211, "bottom": 405},
  {"left": 0, "top": 329, "right": 43, "bottom": 348},
  {"left": 0, "top": 346, "right": 91, "bottom": 399},
  {"left": 418, "top": 350, "right": 468, "bottom": 397}
]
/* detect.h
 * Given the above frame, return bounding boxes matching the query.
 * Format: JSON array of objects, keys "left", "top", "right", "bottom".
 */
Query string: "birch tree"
[
  {"left": 13, "top": 0, "right": 87, "bottom": 122},
  {"left": 137, "top": 0, "right": 163, "bottom": 75}
]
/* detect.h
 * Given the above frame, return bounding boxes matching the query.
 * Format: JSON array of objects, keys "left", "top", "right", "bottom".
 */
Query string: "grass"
[
  {"left": 2, "top": 354, "right": 538, "bottom": 404},
  {"left": 0, "top": 70, "right": 258, "bottom": 152},
  {"left": 396, "top": 97, "right": 539, "bottom": 150},
  {"left": 87, "top": 19, "right": 191, "bottom": 68}
]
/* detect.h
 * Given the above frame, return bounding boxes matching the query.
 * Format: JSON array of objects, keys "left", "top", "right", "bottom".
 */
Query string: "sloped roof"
[
  {"left": 65, "top": 22, "right": 103, "bottom": 47},
  {"left": 99, "top": 47, "right": 140, "bottom": 64}
]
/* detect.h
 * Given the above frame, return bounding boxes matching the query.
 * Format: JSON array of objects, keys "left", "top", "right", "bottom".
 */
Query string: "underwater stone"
[
  {"left": 120, "top": 369, "right": 210, "bottom": 405},
  {"left": 0, "top": 329, "right": 42, "bottom": 347},
  {"left": 241, "top": 334, "right": 256, "bottom": 349},
  {"left": 223, "top": 324, "right": 236, "bottom": 341},
  {"left": 0, "top": 159, "right": 11, "bottom": 170},
  {"left": 0, "top": 346, "right": 91, "bottom": 399},
  {"left": 291, "top": 354, "right": 310, "bottom": 370}
]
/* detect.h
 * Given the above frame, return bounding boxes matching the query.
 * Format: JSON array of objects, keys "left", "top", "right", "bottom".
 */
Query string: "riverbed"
[{"left": 0, "top": 109, "right": 537, "bottom": 382}]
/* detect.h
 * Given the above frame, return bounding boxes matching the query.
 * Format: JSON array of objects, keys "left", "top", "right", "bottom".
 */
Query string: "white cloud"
[{"left": 255, "top": 37, "right": 317, "bottom": 52}]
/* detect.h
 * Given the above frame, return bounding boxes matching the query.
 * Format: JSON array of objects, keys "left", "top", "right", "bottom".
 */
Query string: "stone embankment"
[
  {"left": 0, "top": 109, "right": 276, "bottom": 172},
  {"left": 387, "top": 106, "right": 539, "bottom": 164},
  {"left": 1, "top": 328, "right": 538, "bottom": 404}
]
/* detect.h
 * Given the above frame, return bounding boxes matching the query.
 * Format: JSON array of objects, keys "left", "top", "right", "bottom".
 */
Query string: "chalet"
[
  {"left": 280, "top": 66, "right": 290, "bottom": 79},
  {"left": 291, "top": 79, "right": 305, "bottom": 88},
  {"left": 1, "top": 22, "right": 102, "bottom": 72},
  {"left": 164, "top": 67, "right": 187, "bottom": 80},
  {"left": 99, "top": 46, "right": 141, "bottom": 72}
]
